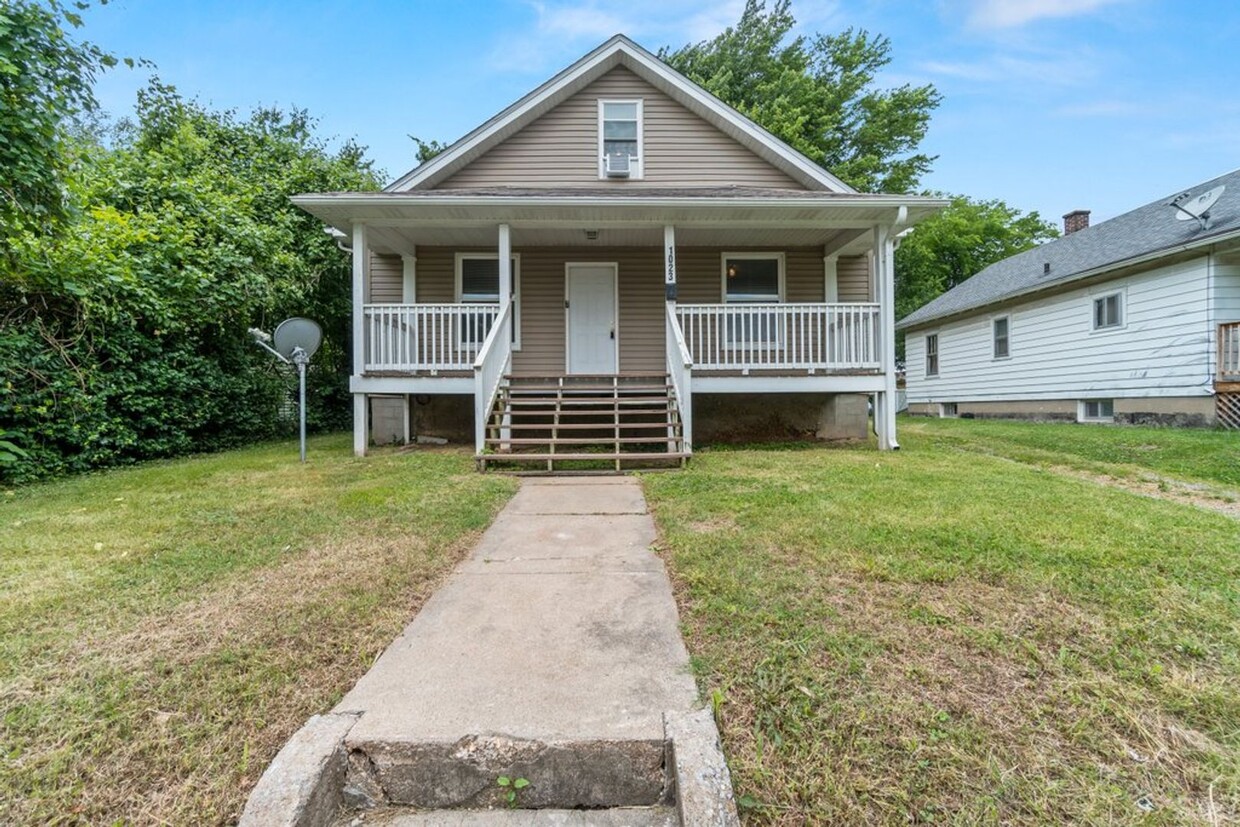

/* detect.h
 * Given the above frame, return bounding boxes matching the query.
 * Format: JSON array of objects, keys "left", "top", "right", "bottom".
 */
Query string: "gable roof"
[
  {"left": 386, "top": 34, "right": 854, "bottom": 194},
  {"left": 898, "top": 167, "right": 1240, "bottom": 330}
]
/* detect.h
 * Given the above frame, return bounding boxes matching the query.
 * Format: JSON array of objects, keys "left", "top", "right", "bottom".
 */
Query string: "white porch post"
[
  {"left": 823, "top": 253, "right": 839, "bottom": 302},
  {"left": 872, "top": 224, "right": 898, "bottom": 450},
  {"left": 497, "top": 224, "right": 512, "bottom": 449},
  {"left": 498, "top": 224, "right": 512, "bottom": 307},
  {"left": 664, "top": 224, "right": 677, "bottom": 301},
  {"left": 401, "top": 249, "right": 417, "bottom": 303},
  {"left": 352, "top": 222, "right": 368, "bottom": 457}
]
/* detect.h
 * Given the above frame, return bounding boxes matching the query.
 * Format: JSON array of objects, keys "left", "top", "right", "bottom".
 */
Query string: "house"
[
  {"left": 292, "top": 35, "right": 946, "bottom": 468},
  {"left": 899, "top": 170, "right": 1240, "bottom": 429}
]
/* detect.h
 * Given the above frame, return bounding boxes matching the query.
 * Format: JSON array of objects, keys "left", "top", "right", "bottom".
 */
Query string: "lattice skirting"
[{"left": 1218, "top": 392, "right": 1240, "bottom": 429}]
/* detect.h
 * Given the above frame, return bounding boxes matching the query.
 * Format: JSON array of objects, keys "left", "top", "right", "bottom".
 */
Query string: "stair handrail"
[
  {"left": 665, "top": 302, "right": 694, "bottom": 453},
  {"left": 473, "top": 301, "right": 514, "bottom": 454}
]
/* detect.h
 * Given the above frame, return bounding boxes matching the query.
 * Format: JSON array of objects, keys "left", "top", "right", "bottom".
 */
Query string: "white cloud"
[
  {"left": 919, "top": 51, "right": 1099, "bottom": 86},
  {"left": 965, "top": 0, "right": 1128, "bottom": 29}
]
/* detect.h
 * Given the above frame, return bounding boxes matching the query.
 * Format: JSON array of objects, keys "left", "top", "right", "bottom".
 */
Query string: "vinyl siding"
[
  {"left": 905, "top": 256, "right": 1215, "bottom": 404},
  {"left": 836, "top": 255, "right": 871, "bottom": 302},
  {"left": 1214, "top": 261, "right": 1240, "bottom": 322},
  {"left": 437, "top": 66, "right": 802, "bottom": 190},
  {"left": 397, "top": 245, "right": 831, "bottom": 373},
  {"left": 369, "top": 253, "right": 404, "bottom": 303}
]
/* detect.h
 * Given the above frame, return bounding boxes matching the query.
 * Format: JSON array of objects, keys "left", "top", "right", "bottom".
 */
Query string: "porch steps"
[{"left": 477, "top": 374, "right": 688, "bottom": 472}]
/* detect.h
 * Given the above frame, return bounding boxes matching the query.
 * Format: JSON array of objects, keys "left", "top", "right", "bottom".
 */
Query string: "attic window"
[{"left": 599, "top": 100, "right": 642, "bottom": 179}]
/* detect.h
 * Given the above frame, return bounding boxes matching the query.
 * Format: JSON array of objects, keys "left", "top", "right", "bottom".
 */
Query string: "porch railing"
[
  {"left": 1221, "top": 321, "right": 1240, "bottom": 381},
  {"left": 474, "top": 302, "right": 513, "bottom": 453},
  {"left": 675, "top": 302, "right": 881, "bottom": 371},
  {"left": 665, "top": 302, "right": 694, "bottom": 453},
  {"left": 363, "top": 303, "right": 499, "bottom": 372}
]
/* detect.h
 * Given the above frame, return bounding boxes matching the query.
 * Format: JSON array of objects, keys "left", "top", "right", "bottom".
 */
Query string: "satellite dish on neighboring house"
[{"left": 1170, "top": 185, "right": 1225, "bottom": 230}]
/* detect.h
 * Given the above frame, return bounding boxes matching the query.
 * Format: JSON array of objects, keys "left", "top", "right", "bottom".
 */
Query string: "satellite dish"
[
  {"left": 1171, "top": 185, "right": 1225, "bottom": 229},
  {"left": 273, "top": 317, "right": 322, "bottom": 360}
]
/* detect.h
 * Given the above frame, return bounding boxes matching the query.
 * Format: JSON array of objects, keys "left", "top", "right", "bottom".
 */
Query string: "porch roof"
[{"left": 292, "top": 187, "right": 948, "bottom": 255}]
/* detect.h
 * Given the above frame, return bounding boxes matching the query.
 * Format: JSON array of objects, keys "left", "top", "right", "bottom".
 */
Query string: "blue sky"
[{"left": 82, "top": 0, "right": 1240, "bottom": 225}]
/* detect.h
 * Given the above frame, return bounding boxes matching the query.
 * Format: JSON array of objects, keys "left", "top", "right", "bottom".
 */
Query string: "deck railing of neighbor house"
[
  {"left": 1221, "top": 321, "right": 1240, "bottom": 381},
  {"left": 473, "top": 301, "right": 514, "bottom": 453},
  {"left": 363, "top": 303, "right": 499, "bottom": 372},
  {"left": 665, "top": 302, "right": 694, "bottom": 452},
  {"left": 675, "top": 302, "right": 881, "bottom": 371}
]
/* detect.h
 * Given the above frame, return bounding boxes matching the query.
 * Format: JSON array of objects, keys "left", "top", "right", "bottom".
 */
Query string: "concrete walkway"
[{"left": 332, "top": 476, "right": 700, "bottom": 809}]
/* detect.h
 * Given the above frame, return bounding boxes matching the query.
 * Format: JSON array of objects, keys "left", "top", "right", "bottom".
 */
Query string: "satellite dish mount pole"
[{"left": 292, "top": 346, "right": 309, "bottom": 463}]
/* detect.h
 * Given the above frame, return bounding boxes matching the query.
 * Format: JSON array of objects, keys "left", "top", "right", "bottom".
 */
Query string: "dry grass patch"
[
  {"left": 644, "top": 440, "right": 1240, "bottom": 825},
  {"left": 1, "top": 435, "right": 516, "bottom": 825}
]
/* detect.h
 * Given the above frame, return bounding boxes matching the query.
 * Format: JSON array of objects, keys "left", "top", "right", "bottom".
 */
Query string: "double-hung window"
[
  {"left": 1093, "top": 292, "right": 1122, "bottom": 330},
  {"left": 925, "top": 333, "right": 939, "bottom": 377},
  {"left": 599, "top": 100, "right": 642, "bottom": 178},
  {"left": 455, "top": 254, "right": 520, "bottom": 349},
  {"left": 722, "top": 253, "right": 783, "bottom": 348},
  {"left": 993, "top": 316, "right": 1010, "bottom": 359}
]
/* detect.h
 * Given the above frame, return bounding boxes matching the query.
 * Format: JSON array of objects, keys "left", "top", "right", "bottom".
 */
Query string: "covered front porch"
[{"left": 292, "top": 188, "right": 947, "bottom": 462}]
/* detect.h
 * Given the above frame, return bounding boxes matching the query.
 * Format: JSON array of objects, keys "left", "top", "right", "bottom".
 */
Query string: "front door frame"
[{"left": 564, "top": 261, "right": 620, "bottom": 374}]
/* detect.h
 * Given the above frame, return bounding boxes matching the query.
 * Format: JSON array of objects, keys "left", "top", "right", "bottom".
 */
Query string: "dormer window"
[{"left": 599, "top": 100, "right": 642, "bottom": 179}]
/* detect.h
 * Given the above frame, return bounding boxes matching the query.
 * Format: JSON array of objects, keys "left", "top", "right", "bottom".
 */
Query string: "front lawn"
[
  {"left": 0, "top": 435, "right": 516, "bottom": 824},
  {"left": 644, "top": 429, "right": 1240, "bottom": 824}
]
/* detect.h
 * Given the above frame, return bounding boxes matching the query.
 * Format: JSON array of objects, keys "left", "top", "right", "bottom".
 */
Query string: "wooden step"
[
  {"left": 486, "top": 436, "right": 681, "bottom": 446},
  {"left": 479, "top": 452, "right": 690, "bottom": 463},
  {"left": 504, "top": 396, "right": 673, "bottom": 407},
  {"left": 496, "top": 421, "right": 678, "bottom": 431}
]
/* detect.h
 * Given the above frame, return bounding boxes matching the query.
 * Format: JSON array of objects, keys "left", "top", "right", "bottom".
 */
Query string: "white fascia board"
[
  {"left": 896, "top": 226, "right": 1240, "bottom": 332},
  {"left": 385, "top": 34, "right": 857, "bottom": 195},
  {"left": 295, "top": 193, "right": 947, "bottom": 212}
]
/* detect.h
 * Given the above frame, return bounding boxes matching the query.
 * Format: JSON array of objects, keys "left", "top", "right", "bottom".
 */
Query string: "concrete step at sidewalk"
[{"left": 335, "top": 805, "right": 678, "bottom": 826}]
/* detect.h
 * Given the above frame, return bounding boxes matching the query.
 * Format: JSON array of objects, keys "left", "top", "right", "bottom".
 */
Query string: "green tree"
[
  {"left": 660, "top": 0, "right": 941, "bottom": 193},
  {"left": 894, "top": 194, "right": 1058, "bottom": 357},
  {"left": 0, "top": 0, "right": 121, "bottom": 242},
  {"left": 1, "top": 81, "right": 380, "bottom": 482}
]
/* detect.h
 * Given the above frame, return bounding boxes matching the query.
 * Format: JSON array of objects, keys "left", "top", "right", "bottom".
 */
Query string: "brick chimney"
[{"left": 1063, "top": 209, "right": 1090, "bottom": 235}]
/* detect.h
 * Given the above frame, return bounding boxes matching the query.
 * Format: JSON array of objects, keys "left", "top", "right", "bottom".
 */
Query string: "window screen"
[
  {"left": 460, "top": 258, "right": 500, "bottom": 303},
  {"left": 926, "top": 333, "right": 939, "bottom": 376},
  {"left": 602, "top": 101, "right": 639, "bottom": 161},
  {"left": 993, "top": 317, "right": 1010, "bottom": 358},
  {"left": 1093, "top": 294, "right": 1121, "bottom": 329},
  {"left": 724, "top": 257, "right": 780, "bottom": 302}
]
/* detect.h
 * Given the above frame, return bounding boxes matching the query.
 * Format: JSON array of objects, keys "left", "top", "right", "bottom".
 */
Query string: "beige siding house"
[{"left": 294, "top": 35, "right": 946, "bottom": 467}]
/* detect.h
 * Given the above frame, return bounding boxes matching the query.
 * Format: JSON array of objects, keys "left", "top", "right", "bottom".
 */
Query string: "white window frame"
[
  {"left": 1091, "top": 290, "right": 1124, "bottom": 332},
  {"left": 925, "top": 332, "right": 940, "bottom": 377},
  {"left": 1079, "top": 398, "right": 1114, "bottom": 422},
  {"left": 992, "top": 315, "right": 1011, "bottom": 360},
  {"left": 454, "top": 252, "right": 521, "bottom": 350},
  {"left": 939, "top": 402, "right": 958, "bottom": 418},
  {"left": 598, "top": 99, "right": 644, "bottom": 180},
  {"left": 721, "top": 252, "right": 785, "bottom": 348}
]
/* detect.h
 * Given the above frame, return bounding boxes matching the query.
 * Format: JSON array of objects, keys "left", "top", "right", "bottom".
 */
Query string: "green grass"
[
  {"left": 642, "top": 428, "right": 1240, "bottom": 825},
  {"left": 0, "top": 434, "right": 516, "bottom": 825},
  {"left": 902, "top": 416, "right": 1240, "bottom": 488}
]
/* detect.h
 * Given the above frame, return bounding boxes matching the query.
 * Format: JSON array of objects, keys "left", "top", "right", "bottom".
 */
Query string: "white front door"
[{"left": 566, "top": 263, "right": 618, "bottom": 374}]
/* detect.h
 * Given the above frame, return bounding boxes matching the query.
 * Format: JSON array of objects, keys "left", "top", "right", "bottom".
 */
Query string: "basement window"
[
  {"left": 1079, "top": 399, "right": 1114, "bottom": 422},
  {"left": 455, "top": 253, "right": 520, "bottom": 349},
  {"left": 940, "top": 402, "right": 958, "bottom": 418}
]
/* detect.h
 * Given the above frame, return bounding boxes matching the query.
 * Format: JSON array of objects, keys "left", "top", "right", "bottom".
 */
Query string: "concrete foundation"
[
  {"left": 908, "top": 396, "right": 1217, "bottom": 427},
  {"left": 693, "top": 393, "right": 869, "bottom": 442},
  {"left": 369, "top": 396, "right": 408, "bottom": 446}
]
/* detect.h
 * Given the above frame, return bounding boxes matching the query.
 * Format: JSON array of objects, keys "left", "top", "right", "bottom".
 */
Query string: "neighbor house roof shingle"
[{"left": 898, "top": 167, "right": 1240, "bottom": 330}]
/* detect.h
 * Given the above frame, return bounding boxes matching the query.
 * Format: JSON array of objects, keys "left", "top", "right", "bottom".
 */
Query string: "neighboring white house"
[
  {"left": 292, "top": 35, "right": 947, "bottom": 469},
  {"left": 899, "top": 169, "right": 1240, "bottom": 428}
]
